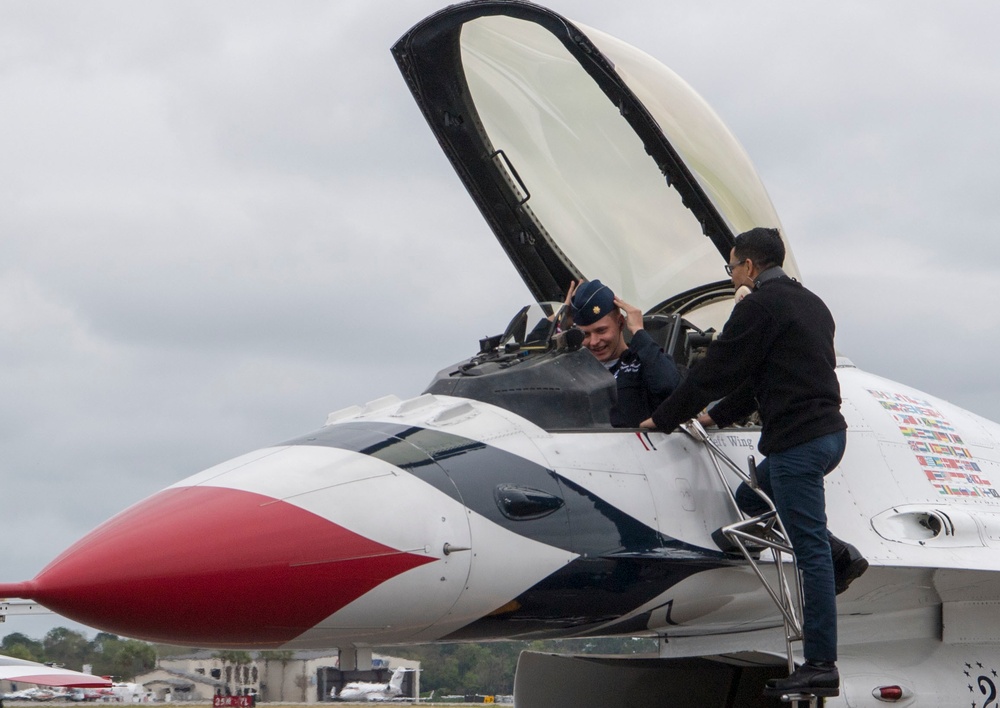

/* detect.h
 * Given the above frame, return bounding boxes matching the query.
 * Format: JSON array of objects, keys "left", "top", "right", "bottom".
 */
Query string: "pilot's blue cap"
[{"left": 571, "top": 280, "right": 616, "bottom": 326}]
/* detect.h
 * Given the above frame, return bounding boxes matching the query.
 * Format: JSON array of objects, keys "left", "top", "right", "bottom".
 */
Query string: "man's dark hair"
[{"left": 733, "top": 227, "right": 785, "bottom": 269}]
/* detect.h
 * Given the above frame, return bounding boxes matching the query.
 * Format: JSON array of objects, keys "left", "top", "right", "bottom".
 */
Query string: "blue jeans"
[{"left": 734, "top": 429, "right": 847, "bottom": 662}]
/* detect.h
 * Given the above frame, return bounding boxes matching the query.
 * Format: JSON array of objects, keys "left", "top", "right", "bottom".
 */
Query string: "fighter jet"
[{"left": 2, "top": 2, "right": 999, "bottom": 707}]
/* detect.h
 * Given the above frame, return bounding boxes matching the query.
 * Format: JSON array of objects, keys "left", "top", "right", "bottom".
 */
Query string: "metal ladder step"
[{"left": 680, "top": 421, "right": 823, "bottom": 707}]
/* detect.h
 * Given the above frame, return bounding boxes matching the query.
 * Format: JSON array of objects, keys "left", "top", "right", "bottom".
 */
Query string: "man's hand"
[
  {"left": 565, "top": 280, "right": 579, "bottom": 307},
  {"left": 697, "top": 412, "right": 715, "bottom": 427},
  {"left": 614, "top": 296, "right": 644, "bottom": 333},
  {"left": 639, "top": 417, "right": 656, "bottom": 429},
  {"left": 549, "top": 281, "right": 579, "bottom": 322}
]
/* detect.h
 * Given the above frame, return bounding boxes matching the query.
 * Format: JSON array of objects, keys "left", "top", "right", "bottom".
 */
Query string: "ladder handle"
[{"left": 683, "top": 418, "right": 808, "bottom": 679}]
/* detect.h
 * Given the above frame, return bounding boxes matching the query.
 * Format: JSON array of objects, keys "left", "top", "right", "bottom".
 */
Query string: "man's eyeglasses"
[{"left": 724, "top": 260, "right": 746, "bottom": 276}]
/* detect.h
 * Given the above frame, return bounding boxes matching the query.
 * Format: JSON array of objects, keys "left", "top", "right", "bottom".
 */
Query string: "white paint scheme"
[
  {"left": 294, "top": 501, "right": 577, "bottom": 649},
  {"left": 172, "top": 445, "right": 475, "bottom": 643},
  {"left": 164, "top": 396, "right": 582, "bottom": 649}
]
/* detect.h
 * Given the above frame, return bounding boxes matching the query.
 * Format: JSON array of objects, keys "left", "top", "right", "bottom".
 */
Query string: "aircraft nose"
[{"left": 5, "top": 471, "right": 435, "bottom": 647}]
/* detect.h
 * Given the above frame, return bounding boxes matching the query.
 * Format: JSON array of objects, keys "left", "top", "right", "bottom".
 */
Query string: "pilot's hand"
[
  {"left": 697, "top": 412, "right": 715, "bottom": 427},
  {"left": 550, "top": 280, "right": 579, "bottom": 322},
  {"left": 565, "top": 280, "right": 579, "bottom": 305},
  {"left": 614, "top": 297, "right": 644, "bottom": 333},
  {"left": 639, "top": 417, "right": 656, "bottom": 429}
]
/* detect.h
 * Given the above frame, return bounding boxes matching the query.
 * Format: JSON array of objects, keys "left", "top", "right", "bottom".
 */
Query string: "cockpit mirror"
[{"left": 499, "top": 305, "right": 531, "bottom": 350}]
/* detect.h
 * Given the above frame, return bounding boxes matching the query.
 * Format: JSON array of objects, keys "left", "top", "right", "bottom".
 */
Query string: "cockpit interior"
[{"left": 423, "top": 303, "right": 714, "bottom": 430}]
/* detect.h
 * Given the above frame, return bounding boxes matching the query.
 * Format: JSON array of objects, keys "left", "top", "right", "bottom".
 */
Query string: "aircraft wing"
[{"left": 0, "top": 654, "right": 112, "bottom": 688}]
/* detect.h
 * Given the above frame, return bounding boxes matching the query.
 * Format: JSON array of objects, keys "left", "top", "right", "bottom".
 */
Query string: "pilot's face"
[{"left": 579, "top": 312, "right": 627, "bottom": 363}]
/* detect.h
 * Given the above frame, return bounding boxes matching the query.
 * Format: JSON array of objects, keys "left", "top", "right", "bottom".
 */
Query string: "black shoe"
[
  {"left": 763, "top": 661, "right": 840, "bottom": 698},
  {"left": 712, "top": 523, "right": 766, "bottom": 555},
  {"left": 833, "top": 541, "right": 868, "bottom": 595}
]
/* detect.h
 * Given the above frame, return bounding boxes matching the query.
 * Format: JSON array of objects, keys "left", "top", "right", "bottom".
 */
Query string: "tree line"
[{"left": 1, "top": 628, "right": 156, "bottom": 681}]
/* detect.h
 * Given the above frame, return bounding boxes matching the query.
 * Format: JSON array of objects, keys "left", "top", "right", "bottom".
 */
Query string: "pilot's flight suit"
[{"left": 609, "top": 328, "right": 681, "bottom": 428}]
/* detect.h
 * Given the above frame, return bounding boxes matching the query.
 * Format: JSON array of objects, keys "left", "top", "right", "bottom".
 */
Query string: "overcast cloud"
[{"left": 2, "top": 0, "right": 999, "bottom": 641}]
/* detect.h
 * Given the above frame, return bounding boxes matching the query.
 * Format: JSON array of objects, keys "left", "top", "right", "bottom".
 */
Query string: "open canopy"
[{"left": 393, "top": 0, "right": 798, "bottom": 327}]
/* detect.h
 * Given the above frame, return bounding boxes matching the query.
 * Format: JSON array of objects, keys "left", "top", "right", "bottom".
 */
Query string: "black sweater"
[{"left": 651, "top": 272, "right": 846, "bottom": 454}]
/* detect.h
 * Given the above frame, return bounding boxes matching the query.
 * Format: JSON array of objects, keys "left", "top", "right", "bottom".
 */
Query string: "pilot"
[
  {"left": 640, "top": 227, "right": 866, "bottom": 698},
  {"left": 569, "top": 279, "right": 681, "bottom": 428}
]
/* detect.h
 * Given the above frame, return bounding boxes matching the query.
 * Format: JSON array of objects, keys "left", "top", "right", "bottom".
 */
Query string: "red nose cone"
[{"left": 20, "top": 486, "right": 434, "bottom": 646}]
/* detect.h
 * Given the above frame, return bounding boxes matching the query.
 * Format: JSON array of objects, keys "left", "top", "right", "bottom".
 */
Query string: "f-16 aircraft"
[
  {"left": 332, "top": 667, "right": 411, "bottom": 702},
  {"left": 1, "top": 2, "right": 999, "bottom": 707}
]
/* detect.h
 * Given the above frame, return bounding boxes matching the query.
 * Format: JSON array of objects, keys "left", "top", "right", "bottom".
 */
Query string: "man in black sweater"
[
  {"left": 569, "top": 279, "right": 681, "bottom": 428},
  {"left": 640, "top": 227, "right": 866, "bottom": 698}
]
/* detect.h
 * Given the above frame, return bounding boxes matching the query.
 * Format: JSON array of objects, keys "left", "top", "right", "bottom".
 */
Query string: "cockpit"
[
  {"left": 423, "top": 303, "right": 714, "bottom": 430},
  {"left": 398, "top": 4, "right": 800, "bottom": 431}
]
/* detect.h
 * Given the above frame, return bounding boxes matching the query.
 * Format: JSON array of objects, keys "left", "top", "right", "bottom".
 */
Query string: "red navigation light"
[{"left": 873, "top": 685, "right": 905, "bottom": 701}]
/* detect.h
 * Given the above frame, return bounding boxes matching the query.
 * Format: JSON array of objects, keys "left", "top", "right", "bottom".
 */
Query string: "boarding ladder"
[{"left": 681, "top": 420, "right": 823, "bottom": 707}]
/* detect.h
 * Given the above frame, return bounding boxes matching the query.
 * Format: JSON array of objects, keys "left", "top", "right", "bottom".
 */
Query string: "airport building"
[{"left": 136, "top": 650, "right": 418, "bottom": 703}]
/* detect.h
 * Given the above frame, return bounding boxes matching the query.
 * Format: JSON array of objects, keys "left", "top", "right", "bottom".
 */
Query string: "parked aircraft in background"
[
  {"left": 66, "top": 688, "right": 106, "bottom": 701},
  {"left": 1, "top": 688, "right": 65, "bottom": 701},
  {"left": 106, "top": 683, "right": 145, "bottom": 703},
  {"left": 2, "top": 2, "right": 999, "bottom": 706},
  {"left": 332, "top": 667, "right": 411, "bottom": 702},
  {"left": 0, "top": 653, "right": 111, "bottom": 691}
]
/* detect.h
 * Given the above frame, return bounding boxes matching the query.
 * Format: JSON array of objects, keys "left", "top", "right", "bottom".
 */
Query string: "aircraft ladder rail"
[{"left": 681, "top": 421, "right": 818, "bottom": 705}]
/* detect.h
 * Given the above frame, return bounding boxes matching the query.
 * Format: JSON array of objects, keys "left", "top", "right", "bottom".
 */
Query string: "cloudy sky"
[{"left": 2, "top": 0, "right": 998, "bottom": 642}]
